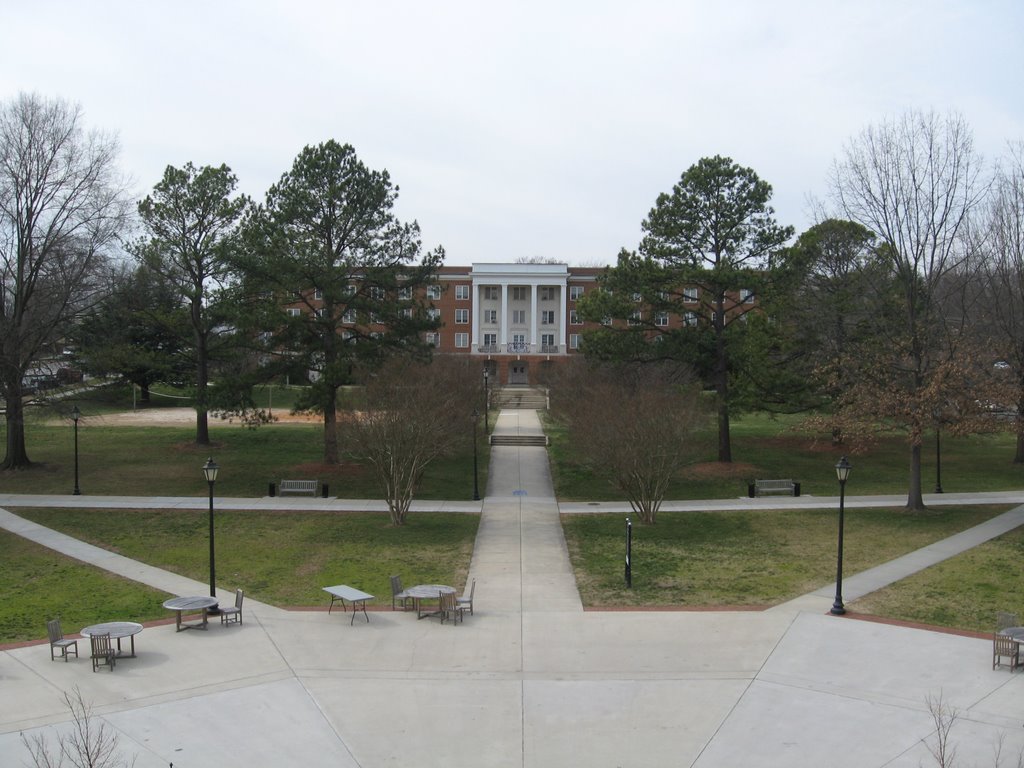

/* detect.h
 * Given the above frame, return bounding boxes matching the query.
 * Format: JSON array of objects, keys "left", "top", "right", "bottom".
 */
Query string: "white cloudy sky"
[{"left": 3, "top": 1, "right": 1021, "bottom": 265}]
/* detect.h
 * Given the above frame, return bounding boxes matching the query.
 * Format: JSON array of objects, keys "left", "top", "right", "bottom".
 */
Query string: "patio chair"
[
  {"left": 391, "top": 575, "right": 412, "bottom": 611},
  {"left": 439, "top": 590, "right": 462, "bottom": 625},
  {"left": 993, "top": 633, "right": 1021, "bottom": 671},
  {"left": 220, "top": 589, "right": 244, "bottom": 625},
  {"left": 90, "top": 633, "right": 116, "bottom": 673},
  {"left": 996, "top": 612, "right": 1019, "bottom": 632},
  {"left": 47, "top": 619, "right": 78, "bottom": 662},
  {"left": 456, "top": 579, "right": 476, "bottom": 617}
]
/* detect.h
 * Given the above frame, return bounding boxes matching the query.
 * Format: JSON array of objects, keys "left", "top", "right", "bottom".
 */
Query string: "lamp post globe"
[
  {"left": 203, "top": 458, "right": 220, "bottom": 611},
  {"left": 831, "top": 456, "right": 852, "bottom": 616}
]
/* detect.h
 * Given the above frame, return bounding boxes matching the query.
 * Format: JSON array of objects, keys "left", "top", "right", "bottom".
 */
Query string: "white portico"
[{"left": 470, "top": 263, "right": 568, "bottom": 356}]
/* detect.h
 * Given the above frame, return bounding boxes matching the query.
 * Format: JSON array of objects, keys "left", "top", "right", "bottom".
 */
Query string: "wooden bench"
[
  {"left": 279, "top": 479, "right": 318, "bottom": 497},
  {"left": 750, "top": 479, "right": 800, "bottom": 497}
]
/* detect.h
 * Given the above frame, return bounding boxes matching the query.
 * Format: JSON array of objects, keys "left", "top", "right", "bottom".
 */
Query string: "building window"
[
  {"left": 455, "top": 308, "right": 469, "bottom": 324},
  {"left": 569, "top": 285, "right": 583, "bottom": 300},
  {"left": 483, "top": 309, "right": 497, "bottom": 324},
  {"left": 510, "top": 334, "right": 528, "bottom": 352},
  {"left": 313, "top": 288, "right": 323, "bottom": 300},
  {"left": 455, "top": 332, "right": 469, "bottom": 348},
  {"left": 315, "top": 308, "right": 327, "bottom": 318},
  {"left": 425, "top": 332, "right": 439, "bottom": 347},
  {"left": 344, "top": 284, "right": 357, "bottom": 296},
  {"left": 511, "top": 286, "right": 528, "bottom": 301},
  {"left": 540, "top": 286, "right": 556, "bottom": 301},
  {"left": 541, "top": 333, "right": 555, "bottom": 350},
  {"left": 541, "top": 310, "right": 555, "bottom": 325},
  {"left": 427, "top": 285, "right": 441, "bottom": 300},
  {"left": 569, "top": 334, "right": 581, "bottom": 349},
  {"left": 740, "top": 288, "right": 754, "bottom": 304},
  {"left": 570, "top": 310, "right": 581, "bottom": 325},
  {"left": 628, "top": 310, "right": 642, "bottom": 326},
  {"left": 684, "top": 311, "right": 698, "bottom": 326},
  {"left": 455, "top": 284, "right": 469, "bottom": 300},
  {"left": 342, "top": 309, "right": 356, "bottom": 323},
  {"left": 483, "top": 286, "right": 499, "bottom": 300},
  {"left": 683, "top": 287, "right": 698, "bottom": 303},
  {"left": 483, "top": 333, "right": 497, "bottom": 349},
  {"left": 286, "top": 308, "right": 301, "bottom": 317},
  {"left": 512, "top": 309, "right": 526, "bottom": 324},
  {"left": 427, "top": 308, "right": 440, "bottom": 321},
  {"left": 398, "top": 286, "right": 411, "bottom": 300},
  {"left": 655, "top": 312, "right": 669, "bottom": 327},
  {"left": 632, "top": 292, "right": 642, "bottom": 303}
]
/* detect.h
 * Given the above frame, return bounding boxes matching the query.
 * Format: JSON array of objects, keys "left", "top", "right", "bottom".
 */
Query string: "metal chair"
[
  {"left": 456, "top": 579, "right": 476, "bottom": 616},
  {"left": 90, "top": 633, "right": 116, "bottom": 672},
  {"left": 390, "top": 575, "right": 412, "bottom": 611},
  {"left": 47, "top": 619, "right": 78, "bottom": 662},
  {"left": 220, "top": 589, "right": 244, "bottom": 625}
]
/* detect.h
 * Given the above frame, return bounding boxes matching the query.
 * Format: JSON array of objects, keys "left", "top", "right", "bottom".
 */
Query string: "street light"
[
  {"left": 831, "top": 455, "right": 852, "bottom": 616},
  {"left": 472, "top": 409, "right": 480, "bottom": 501},
  {"left": 482, "top": 366, "right": 490, "bottom": 434},
  {"left": 202, "top": 457, "right": 220, "bottom": 611},
  {"left": 71, "top": 405, "right": 81, "bottom": 496}
]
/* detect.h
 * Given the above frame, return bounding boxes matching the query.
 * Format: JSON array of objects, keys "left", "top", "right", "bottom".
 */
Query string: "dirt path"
[{"left": 82, "top": 407, "right": 319, "bottom": 427}]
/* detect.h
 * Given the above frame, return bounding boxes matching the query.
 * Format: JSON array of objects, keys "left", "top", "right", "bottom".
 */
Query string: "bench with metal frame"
[
  {"left": 278, "top": 479, "right": 318, "bottom": 497},
  {"left": 750, "top": 479, "right": 800, "bottom": 497}
]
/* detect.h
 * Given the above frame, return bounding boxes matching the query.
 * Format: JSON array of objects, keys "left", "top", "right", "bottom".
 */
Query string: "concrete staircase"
[
  {"left": 492, "top": 386, "right": 548, "bottom": 410},
  {"left": 488, "top": 433, "right": 550, "bottom": 447}
]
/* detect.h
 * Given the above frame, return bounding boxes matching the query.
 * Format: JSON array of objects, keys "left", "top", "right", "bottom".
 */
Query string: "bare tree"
[
  {"left": 0, "top": 93, "right": 130, "bottom": 469},
  {"left": 341, "top": 356, "right": 480, "bottom": 525},
  {"left": 548, "top": 360, "right": 709, "bottom": 523},
  {"left": 829, "top": 110, "right": 987, "bottom": 510},
  {"left": 978, "top": 142, "right": 1024, "bottom": 461},
  {"left": 20, "top": 686, "right": 137, "bottom": 767}
]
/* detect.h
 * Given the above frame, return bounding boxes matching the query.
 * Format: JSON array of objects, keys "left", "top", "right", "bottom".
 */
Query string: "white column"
[
  {"left": 558, "top": 283, "right": 567, "bottom": 351},
  {"left": 500, "top": 282, "right": 509, "bottom": 348},
  {"left": 472, "top": 284, "right": 480, "bottom": 352},
  {"left": 530, "top": 283, "right": 539, "bottom": 351}
]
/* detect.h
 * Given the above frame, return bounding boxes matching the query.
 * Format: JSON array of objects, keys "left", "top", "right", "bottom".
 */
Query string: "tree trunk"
[
  {"left": 193, "top": 305, "right": 210, "bottom": 446},
  {"left": 714, "top": 302, "right": 732, "bottom": 463},
  {"left": 1015, "top": 402, "right": 1024, "bottom": 464},
  {"left": 1, "top": 394, "right": 32, "bottom": 469},
  {"left": 323, "top": 390, "right": 339, "bottom": 464},
  {"left": 906, "top": 441, "right": 926, "bottom": 511}
]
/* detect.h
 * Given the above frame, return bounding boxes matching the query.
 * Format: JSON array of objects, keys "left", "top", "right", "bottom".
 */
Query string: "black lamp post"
[
  {"left": 203, "top": 457, "right": 220, "bottom": 611},
  {"left": 71, "top": 405, "right": 81, "bottom": 496},
  {"left": 472, "top": 409, "right": 480, "bottom": 501},
  {"left": 482, "top": 366, "right": 490, "bottom": 434},
  {"left": 831, "top": 455, "right": 852, "bottom": 616},
  {"left": 935, "top": 427, "right": 943, "bottom": 493}
]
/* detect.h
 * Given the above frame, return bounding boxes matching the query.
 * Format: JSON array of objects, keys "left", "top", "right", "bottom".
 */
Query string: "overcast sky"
[{"left": 3, "top": 1, "right": 1022, "bottom": 265}]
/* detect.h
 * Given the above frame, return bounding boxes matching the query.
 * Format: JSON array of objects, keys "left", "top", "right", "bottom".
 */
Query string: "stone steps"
[{"left": 488, "top": 434, "right": 550, "bottom": 447}]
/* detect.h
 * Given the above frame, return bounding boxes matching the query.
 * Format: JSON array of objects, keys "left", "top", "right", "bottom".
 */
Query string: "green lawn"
[
  {"left": 562, "top": 505, "right": 1013, "bottom": 625},
  {"left": 548, "top": 412, "right": 1024, "bottom": 499},
  {"left": 4, "top": 508, "right": 479, "bottom": 643}
]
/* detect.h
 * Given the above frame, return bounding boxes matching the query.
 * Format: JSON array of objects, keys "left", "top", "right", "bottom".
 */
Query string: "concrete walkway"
[{"left": 1, "top": 409, "right": 1024, "bottom": 767}]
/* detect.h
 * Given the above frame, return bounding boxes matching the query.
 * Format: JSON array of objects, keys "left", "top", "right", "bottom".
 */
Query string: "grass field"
[{"left": 4, "top": 508, "right": 479, "bottom": 643}]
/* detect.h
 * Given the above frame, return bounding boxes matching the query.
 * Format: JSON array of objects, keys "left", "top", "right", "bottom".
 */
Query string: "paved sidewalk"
[{"left": 1, "top": 409, "right": 1024, "bottom": 767}]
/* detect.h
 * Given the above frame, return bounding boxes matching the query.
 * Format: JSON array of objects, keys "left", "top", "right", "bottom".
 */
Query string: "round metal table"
[
  {"left": 163, "top": 596, "right": 219, "bottom": 631},
  {"left": 404, "top": 584, "right": 455, "bottom": 619},
  {"left": 80, "top": 621, "right": 143, "bottom": 658}
]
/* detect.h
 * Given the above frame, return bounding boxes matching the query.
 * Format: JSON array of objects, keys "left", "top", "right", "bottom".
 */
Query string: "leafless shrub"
[{"left": 20, "top": 686, "right": 136, "bottom": 767}]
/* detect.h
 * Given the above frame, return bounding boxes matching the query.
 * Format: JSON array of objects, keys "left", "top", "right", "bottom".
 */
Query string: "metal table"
[
  {"left": 80, "top": 621, "right": 143, "bottom": 658},
  {"left": 404, "top": 584, "right": 455, "bottom": 619},
  {"left": 1002, "top": 626, "right": 1024, "bottom": 642},
  {"left": 323, "top": 585, "right": 374, "bottom": 625},
  {"left": 163, "top": 596, "right": 219, "bottom": 631}
]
